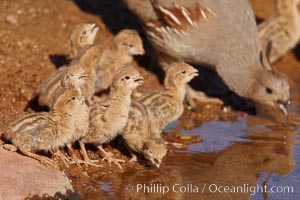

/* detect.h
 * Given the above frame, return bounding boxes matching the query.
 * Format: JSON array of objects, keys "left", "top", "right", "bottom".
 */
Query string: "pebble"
[{"left": 5, "top": 14, "right": 18, "bottom": 25}]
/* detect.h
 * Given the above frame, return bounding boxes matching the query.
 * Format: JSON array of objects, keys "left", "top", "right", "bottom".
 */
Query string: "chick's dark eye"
[
  {"left": 181, "top": 71, "right": 186, "bottom": 74},
  {"left": 125, "top": 76, "right": 130, "bottom": 80},
  {"left": 266, "top": 87, "right": 273, "bottom": 94},
  {"left": 82, "top": 31, "right": 87, "bottom": 35},
  {"left": 129, "top": 44, "right": 134, "bottom": 48},
  {"left": 72, "top": 97, "right": 76, "bottom": 100}
]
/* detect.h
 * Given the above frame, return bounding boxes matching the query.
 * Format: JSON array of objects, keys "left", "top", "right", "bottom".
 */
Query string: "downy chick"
[
  {"left": 49, "top": 66, "right": 89, "bottom": 164},
  {"left": 70, "top": 23, "right": 99, "bottom": 58},
  {"left": 37, "top": 22, "right": 99, "bottom": 107},
  {"left": 122, "top": 101, "right": 167, "bottom": 168},
  {"left": 138, "top": 62, "right": 198, "bottom": 133},
  {"left": 94, "top": 29, "right": 144, "bottom": 93},
  {"left": 4, "top": 89, "right": 84, "bottom": 167},
  {"left": 38, "top": 45, "right": 102, "bottom": 107},
  {"left": 79, "top": 66, "right": 144, "bottom": 168},
  {"left": 48, "top": 63, "right": 88, "bottom": 108},
  {"left": 259, "top": 0, "right": 300, "bottom": 63}
]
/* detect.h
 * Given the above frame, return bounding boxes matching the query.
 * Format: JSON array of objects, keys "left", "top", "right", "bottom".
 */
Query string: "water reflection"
[
  {"left": 69, "top": 57, "right": 300, "bottom": 200},
  {"left": 70, "top": 114, "right": 298, "bottom": 199}
]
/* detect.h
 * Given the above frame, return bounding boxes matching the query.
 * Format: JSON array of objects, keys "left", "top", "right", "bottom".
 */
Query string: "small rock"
[
  {"left": 43, "top": 8, "right": 50, "bottom": 14},
  {"left": 16, "top": 10, "right": 23, "bottom": 15},
  {"left": 29, "top": 8, "right": 35, "bottom": 13},
  {"left": 61, "top": 22, "right": 67, "bottom": 28},
  {"left": 5, "top": 14, "right": 18, "bottom": 25},
  {"left": 0, "top": 152, "right": 74, "bottom": 199}
]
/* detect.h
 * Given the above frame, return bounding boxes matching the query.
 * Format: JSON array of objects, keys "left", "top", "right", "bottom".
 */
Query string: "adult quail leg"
[
  {"left": 97, "top": 145, "right": 125, "bottom": 169},
  {"left": 78, "top": 141, "right": 102, "bottom": 167},
  {"left": 20, "top": 149, "right": 57, "bottom": 168},
  {"left": 186, "top": 85, "right": 223, "bottom": 108}
]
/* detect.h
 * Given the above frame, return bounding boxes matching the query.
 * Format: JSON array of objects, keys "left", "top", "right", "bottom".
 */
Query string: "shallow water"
[{"left": 70, "top": 87, "right": 300, "bottom": 200}]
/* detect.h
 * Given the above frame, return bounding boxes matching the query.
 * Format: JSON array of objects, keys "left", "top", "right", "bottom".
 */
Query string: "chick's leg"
[
  {"left": 97, "top": 145, "right": 124, "bottom": 169},
  {"left": 53, "top": 149, "right": 70, "bottom": 167},
  {"left": 20, "top": 149, "right": 57, "bottom": 168},
  {"left": 124, "top": 143, "right": 137, "bottom": 163},
  {"left": 66, "top": 143, "right": 87, "bottom": 166},
  {"left": 78, "top": 141, "right": 102, "bottom": 167}
]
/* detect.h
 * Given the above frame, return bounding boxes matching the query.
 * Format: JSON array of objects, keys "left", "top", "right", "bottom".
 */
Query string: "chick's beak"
[
  {"left": 190, "top": 69, "right": 199, "bottom": 78},
  {"left": 152, "top": 158, "right": 161, "bottom": 169},
  {"left": 91, "top": 24, "right": 99, "bottom": 32},
  {"left": 139, "top": 48, "right": 145, "bottom": 55},
  {"left": 277, "top": 99, "right": 291, "bottom": 116},
  {"left": 134, "top": 76, "right": 144, "bottom": 85},
  {"left": 79, "top": 73, "right": 88, "bottom": 80}
]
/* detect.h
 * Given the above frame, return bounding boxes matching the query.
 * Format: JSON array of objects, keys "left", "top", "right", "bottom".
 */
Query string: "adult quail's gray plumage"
[{"left": 124, "top": 0, "right": 291, "bottom": 115}]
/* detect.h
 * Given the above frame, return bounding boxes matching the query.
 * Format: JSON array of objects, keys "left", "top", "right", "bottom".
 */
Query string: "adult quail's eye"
[
  {"left": 129, "top": 44, "right": 134, "bottom": 48},
  {"left": 82, "top": 31, "right": 87, "bottom": 35},
  {"left": 181, "top": 70, "right": 186, "bottom": 74},
  {"left": 266, "top": 87, "right": 273, "bottom": 94},
  {"left": 125, "top": 76, "right": 130, "bottom": 80}
]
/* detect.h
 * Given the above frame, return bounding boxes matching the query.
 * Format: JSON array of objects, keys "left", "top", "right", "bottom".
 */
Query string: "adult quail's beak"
[
  {"left": 277, "top": 99, "right": 291, "bottom": 116},
  {"left": 134, "top": 76, "right": 144, "bottom": 85}
]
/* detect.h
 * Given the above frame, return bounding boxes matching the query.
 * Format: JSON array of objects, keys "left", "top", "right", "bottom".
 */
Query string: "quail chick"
[
  {"left": 124, "top": 0, "right": 291, "bottom": 115},
  {"left": 37, "top": 22, "right": 100, "bottom": 107},
  {"left": 138, "top": 62, "right": 198, "bottom": 133},
  {"left": 70, "top": 23, "right": 99, "bottom": 58},
  {"left": 49, "top": 67, "right": 89, "bottom": 164},
  {"left": 4, "top": 89, "right": 84, "bottom": 167},
  {"left": 47, "top": 63, "right": 88, "bottom": 108},
  {"left": 79, "top": 66, "right": 144, "bottom": 168},
  {"left": 38, "top": 45, "right": 102, "bottom": 107},
  {"left": 121, "top": 101, "right": 167, "bottom": 168},
  {"left": 94, "top": 29, "right": 144, "bottom": 93},
  {"left": 259, "top": 0, "right": 300, "bottom": 64}
]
